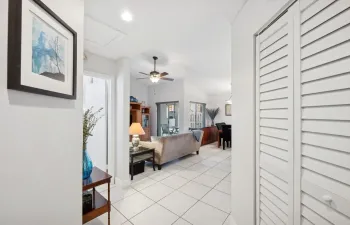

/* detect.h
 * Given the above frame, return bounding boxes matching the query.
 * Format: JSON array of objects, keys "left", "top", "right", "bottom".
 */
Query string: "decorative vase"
[{"left": 83, "top": 150, "right": 93, "bottom": 180}]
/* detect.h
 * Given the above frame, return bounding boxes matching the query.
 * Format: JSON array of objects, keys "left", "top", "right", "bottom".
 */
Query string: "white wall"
[
  {"left": 130, "top": 77, "right": 148, "bottom": 105},
  {"left": 148, "top": 80, "right": 185, "bottom": 136},
  {"left": 84, "top": 51, "right": 119, "bottom": 77},
  {"left": 0, "top": 0, "right": 84, "bottom": 224},
  {"left": 230, "top": 0, "right": 290, "bottom": 224},
  {"left": 207, "top": 92, "right": 231, "bottom": 124}
]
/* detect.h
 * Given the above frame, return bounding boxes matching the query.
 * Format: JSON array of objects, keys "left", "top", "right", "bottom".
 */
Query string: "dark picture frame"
[
  {"left": 225, "top": 104, "right": 232, "bottom": 116},
  {"left": 7, "top": 0, "right": 77, "bottom": 99}
]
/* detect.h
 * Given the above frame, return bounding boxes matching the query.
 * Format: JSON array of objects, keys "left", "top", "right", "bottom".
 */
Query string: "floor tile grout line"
[
  {"left": 130, "top": 176, "right": 197, "bottom": 225},
  {"left": 222, "top": 213, "right": 231, "bottom": 225},
  {"left": 114, "top": 145, "right": 231, "bottom": 225},
  {"left": 122, "top": 179, "right": 179, "bottom": 221},
  {"left": 175, "top": 160, "right": 231, "bottom": 221}
]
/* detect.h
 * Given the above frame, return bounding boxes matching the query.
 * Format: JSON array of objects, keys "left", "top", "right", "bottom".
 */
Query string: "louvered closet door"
[
  {"left": 298, "top": 0, "right": 350, "bottom": 224},
  {"left": 256, "top": 4, "right": 298, "bottom": 225}
]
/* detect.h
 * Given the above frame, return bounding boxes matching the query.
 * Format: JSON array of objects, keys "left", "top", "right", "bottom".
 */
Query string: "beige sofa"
[{"left": 140, "top": 131, "right": 204, "bottom": 170}]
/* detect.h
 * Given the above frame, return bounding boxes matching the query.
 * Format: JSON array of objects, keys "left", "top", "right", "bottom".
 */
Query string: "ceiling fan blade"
[
  {"left": 160, "top": 72, "right": 169, "bottom": 77},
  {"left": 139, "top": 72, "right": 150, "bottom": 76},
  {"left": 160, "top": 77, "right": 174, "bottom": 81},
  {"left": 136, "top": 78, "right": 149, "bottom": 80}
]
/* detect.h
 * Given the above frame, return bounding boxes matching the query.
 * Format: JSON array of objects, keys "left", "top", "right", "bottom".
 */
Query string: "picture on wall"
[
  {"left": 8, "top": 0, "right": 77, "bottom": 99},
  {"left": 32, "top": 16, "right": 67, "bottom": 82},
  {"left": 225, "top": 104, "right": 232, "bottom": 116}
]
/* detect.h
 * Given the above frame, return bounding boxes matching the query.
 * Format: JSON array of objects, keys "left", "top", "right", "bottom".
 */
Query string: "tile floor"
[{"left": 87, "top": 143, "right": 232, "bottom": 225}]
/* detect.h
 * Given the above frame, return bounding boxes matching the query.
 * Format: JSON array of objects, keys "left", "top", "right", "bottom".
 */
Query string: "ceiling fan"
[{"left": 138, "top": 56, "right": 174, "bottom": 83}]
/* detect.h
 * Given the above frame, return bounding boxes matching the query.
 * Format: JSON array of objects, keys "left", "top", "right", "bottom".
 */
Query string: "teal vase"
[{"left": 83, "top": 150, "right": 93, "bottom": 180}]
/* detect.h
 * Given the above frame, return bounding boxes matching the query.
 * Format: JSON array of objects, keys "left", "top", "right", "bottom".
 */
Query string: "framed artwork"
[
  {"left": 8, "top": 0, "right": 77, "bottom": 99},
  {"left": 225, "top": 104, "right": 232, "bottom": 116}
]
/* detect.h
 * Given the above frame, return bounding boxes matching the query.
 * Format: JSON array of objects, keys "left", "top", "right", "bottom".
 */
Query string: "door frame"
[{"left": 84, "top": 70, "right": 116, "bottom": 183}]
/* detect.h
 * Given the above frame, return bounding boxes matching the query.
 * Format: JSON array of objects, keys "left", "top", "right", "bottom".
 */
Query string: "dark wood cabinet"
[{"left": 201, "top": 126, "right": 218, "bottom": 146}]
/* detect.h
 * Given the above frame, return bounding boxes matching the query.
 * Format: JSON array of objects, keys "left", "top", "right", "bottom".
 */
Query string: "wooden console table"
[{"left": 82, "top": 167, "right": 112, "bottom": 225}]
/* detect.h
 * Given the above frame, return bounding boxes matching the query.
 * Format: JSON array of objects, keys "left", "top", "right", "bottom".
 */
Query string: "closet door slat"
[
  {"left": 301, "top": 8, "right": 350, "bottom": 47},
  {"left": 299, "top": 1, "right": 350, "bottom": 222}
]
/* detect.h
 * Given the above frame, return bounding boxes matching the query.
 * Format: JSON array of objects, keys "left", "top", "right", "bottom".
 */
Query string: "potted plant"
[
  {"left": 206, "top": 107, "right": 220, "bottom": 127},
  {"left": 83, "top": 107, "right": 103, "bottom": 180}
]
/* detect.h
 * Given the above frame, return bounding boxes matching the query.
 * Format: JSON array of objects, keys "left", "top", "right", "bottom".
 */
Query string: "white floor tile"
[
  {"left": 178, "top": 181, "right": 211, "bottom": 200},
  {"left": 113, "top": 192, "right": 154, "bottom": 219},
  {"left": 148, "top": 170, "right": 172, "bottom": 181},
  {"left": 200, "top": 159, "right": 218, "bottom": 167},
  {"left": 224, "top": 174, "right": 231, "bottom": 182},
  {"left": 182, "top": 154, "right": 202, "bottom": 163},
  {"left": 204, "top": 167, "right": 230, "bottom": 179},
  {"left": 86, "top": 207, "right": 127, "bottom": 225},
  {"left": 188, "top": 163, "right": 211, "bottom": 173},
  {"left": 130, "top": 204, "right": 178, "bottom": 225},
  {"left": 182, "top": 201, "right": 228, "bottom": 225},
  {"left": 214, "top": 180, "right": 231, "bottom": 195},
  {"left": 175, "top": 159, "right": 196, "bottom": 168},
  {"left": 214, "top": 162, "right": 231, "bottom": 172},
  {"left": 140, "top": 182, "right": 174, "bottom": 202},
  {"left": 223, "top": 215, "right": 233, "bottom": 225},
  {"left": 131, "top": 177, "right": 157, "bottom": 191},
  {"left": 173, "top": 218, "right": 192, "bottom": 225},
  {"left": 217, "top": 151, "right": 231, "bottom": 159},
  {"left": 158, "top": 191, "right": 197, "bottom": 216},
  {"left": 207, "top": 156, "right": 226, "bottom": 163},
  {"left": 160, "top": 174, "right": 189, "bottom": 189},
  {"left": 193, "top": 174, "right": 221, "bottom": 188},
  {"left": 162, "top": 164, "right": 184, "bottom": 174},
  {"left": 176, "top": 169, "right": 201, "bottom": 180},
  {"left": 122, "top": 222, "right": 132, "bottom": 225},
  {"left": 201, "top": 189, "right": 231, "bottom": 213},
  {"left": 101, "top": 186, "right": 136, "bottom": 204}
]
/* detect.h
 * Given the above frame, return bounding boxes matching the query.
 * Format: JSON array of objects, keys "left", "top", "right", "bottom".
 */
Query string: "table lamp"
[{"left": 129, "top": 123, "right": 145, "bottom": 150}]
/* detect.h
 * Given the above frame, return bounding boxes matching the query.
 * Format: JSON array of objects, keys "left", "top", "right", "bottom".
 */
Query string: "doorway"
[
  {"left": 83, "top": 71, "right": 115, "bottom": 182},
  {"left": 156, "top": 101, "right": 179, "bottom": 136}
]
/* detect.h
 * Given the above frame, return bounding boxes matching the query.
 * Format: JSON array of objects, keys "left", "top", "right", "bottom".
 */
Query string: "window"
[{"left": 189, "top": 102, "right": 206, "bottom": 129}]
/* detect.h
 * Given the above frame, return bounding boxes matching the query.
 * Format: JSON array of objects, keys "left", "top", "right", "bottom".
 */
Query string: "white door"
[
  {"left": 83, "top": 76, "right": 108, "bottom": 172},
  {"left": 298, "top": 0, "right": 350, "bottom": 224},
  {"left": 256, "top": 0, "right": 350, "bottom": 224},
  {"left": 256, "top": 3, "right": 298, "bottom": 225}
]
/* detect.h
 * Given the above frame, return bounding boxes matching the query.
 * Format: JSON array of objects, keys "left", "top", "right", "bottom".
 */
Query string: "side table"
[
  {"left": 130, "top": 146, "right": 155, "bottom": 180},
  {"left": 82, "top": 167, "right": 112, "bottom": 225}
]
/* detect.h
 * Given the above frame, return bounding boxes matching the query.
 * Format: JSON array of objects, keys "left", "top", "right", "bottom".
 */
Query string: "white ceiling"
[{"left": 84, "top": 0, "right": 247, "bottom": 94}]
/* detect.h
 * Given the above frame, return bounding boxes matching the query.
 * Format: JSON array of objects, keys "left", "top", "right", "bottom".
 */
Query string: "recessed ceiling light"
[{"left": 121, "top": 10, "right": 133, "bottom": 22}]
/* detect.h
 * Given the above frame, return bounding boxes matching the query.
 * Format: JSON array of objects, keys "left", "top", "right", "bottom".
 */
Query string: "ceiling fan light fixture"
[{"left": 150, "top": 76, "right": 160, "bottom": 83}]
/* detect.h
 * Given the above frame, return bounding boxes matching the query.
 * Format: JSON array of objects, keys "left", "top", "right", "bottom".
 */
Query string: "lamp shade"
[{"left": 129, "top": 123, "right": 145, "bottom": 135}]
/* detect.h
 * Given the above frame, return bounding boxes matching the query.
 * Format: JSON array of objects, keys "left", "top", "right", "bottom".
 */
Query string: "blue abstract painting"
[{"left": 32, "top": 16, "right": 66, "bottom": 82}]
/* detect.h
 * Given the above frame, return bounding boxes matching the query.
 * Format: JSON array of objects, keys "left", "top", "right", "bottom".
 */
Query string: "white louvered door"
[
  {"left": 299, "top": 0, "right": 350, "bottom": 224},
  {"left": 256, "top": 0, "right": 350, "bottom": 224},
  {"left": 256, "top": 3, "right": 298, "bottom": 225}
]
